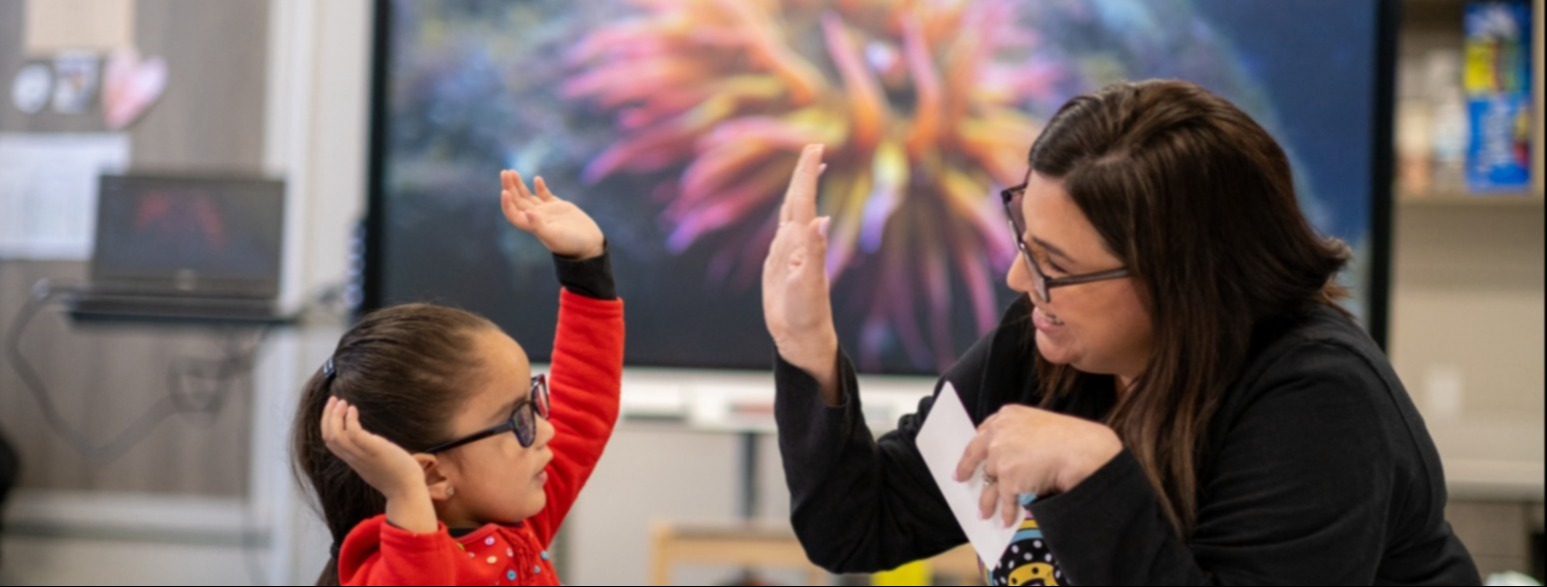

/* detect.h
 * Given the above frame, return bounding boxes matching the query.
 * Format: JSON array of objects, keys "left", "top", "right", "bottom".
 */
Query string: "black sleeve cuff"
[
  {"left": 774, "top": 349, "right": 865, "bottom": 490},
  {"left": 1029, "top": 449, "right": 1169, "bottom": 582},
  {"left": 773, "top": 350, "right": 860, "bottom": 434},
  {"left": 1030, "top": 448, "right": 1146, "bottom": 521},
  {"left": 553, "top": 245, "right": 617, "bottom": 300}
]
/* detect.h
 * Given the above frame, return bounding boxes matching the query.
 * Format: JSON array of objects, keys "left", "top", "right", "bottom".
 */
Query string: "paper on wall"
[
  {"left": 24, "top": 0, "right": 136, "bottom": 53},
  {"left": 915, "top": 381, "right": 1025, "bottom": 570},
  {"left": 0, "top": 133, "right": 130, "bottom": 260}
]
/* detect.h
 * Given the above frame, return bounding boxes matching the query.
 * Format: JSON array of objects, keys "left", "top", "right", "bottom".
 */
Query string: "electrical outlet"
[{"left": 1423, "top": 363, "right": 1465, "bottom": 421}]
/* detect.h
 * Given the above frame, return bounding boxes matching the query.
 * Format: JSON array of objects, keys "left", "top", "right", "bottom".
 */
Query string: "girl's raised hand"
[{"left": 500, "top": 170, "right": 606, "bottom": 260}]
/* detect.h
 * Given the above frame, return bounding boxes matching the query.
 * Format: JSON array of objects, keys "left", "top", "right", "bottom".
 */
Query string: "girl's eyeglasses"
[{"left": 425, "top": 374, "right": 549, "bottom": 453}]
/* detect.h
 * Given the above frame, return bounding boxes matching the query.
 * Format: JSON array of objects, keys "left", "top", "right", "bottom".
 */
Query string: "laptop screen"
[{"left": 92, "top": 174, "right": 285, "bottom": 297}]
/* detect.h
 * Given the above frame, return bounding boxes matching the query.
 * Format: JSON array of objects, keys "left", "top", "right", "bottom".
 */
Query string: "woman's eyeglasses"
[
  {"left": 1000, "top": 183, "right": 1130, "bottom": 303},
  {"left": 425, "top": 374, "right": 550, "bottom": 453}
]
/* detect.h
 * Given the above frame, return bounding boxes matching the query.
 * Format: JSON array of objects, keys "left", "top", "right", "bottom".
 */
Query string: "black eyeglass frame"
[
  {"left": 424, "top": 374, "right": 549, "bottom": 453},
  {"left": 1000, "top": 183, "right": 1131, "bottom": 303}
]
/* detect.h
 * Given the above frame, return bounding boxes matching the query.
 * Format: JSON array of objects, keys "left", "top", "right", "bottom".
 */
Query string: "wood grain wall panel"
[{"left": 0, "top": 0, "right": 268, "bottom": 497}]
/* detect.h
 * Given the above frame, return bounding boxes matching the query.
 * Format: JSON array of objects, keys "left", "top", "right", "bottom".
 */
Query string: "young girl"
[{"left": 292, "top": 171, "right": 624, "bottom": 586}]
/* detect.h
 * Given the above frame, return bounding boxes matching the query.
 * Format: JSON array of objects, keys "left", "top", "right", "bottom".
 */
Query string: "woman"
[{"left": 762, "top": 80, "right": 1479, "bottom": 585}]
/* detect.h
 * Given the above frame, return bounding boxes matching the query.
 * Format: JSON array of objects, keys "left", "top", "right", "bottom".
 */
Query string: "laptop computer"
[{"left": 67, "top": 173, "right": 291, "bottom": 324}]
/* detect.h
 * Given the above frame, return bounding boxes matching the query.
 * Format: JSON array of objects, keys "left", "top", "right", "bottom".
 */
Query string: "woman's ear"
[{"left": 415, "top": 454, "right": 455, "bottom": 502}]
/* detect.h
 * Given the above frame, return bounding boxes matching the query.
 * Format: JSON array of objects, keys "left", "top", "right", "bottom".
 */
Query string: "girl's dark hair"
[
  {"left": 1027, "top": 80, "right": 1351, "bottom": 537},
  {"left": 291, "top": 303, "right": 495, "bottom": 585}
]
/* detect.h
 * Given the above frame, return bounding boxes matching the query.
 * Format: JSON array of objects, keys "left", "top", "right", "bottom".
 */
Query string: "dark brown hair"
[
  {"left": 1027, "top": 80, "right": 1350, "bottom": 536},
  {"left": 291, "top": 303, "right": 496, "bottom": 585}
]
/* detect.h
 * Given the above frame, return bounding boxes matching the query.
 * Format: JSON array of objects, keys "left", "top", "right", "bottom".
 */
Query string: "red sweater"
[{"left": 338, "top": 289, "right": 625, "bottom": 586}]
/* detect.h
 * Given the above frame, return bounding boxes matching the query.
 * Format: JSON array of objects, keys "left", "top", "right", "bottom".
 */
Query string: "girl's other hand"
[{"left": 321, "top": 396, "right": 437, "bottom": 533}]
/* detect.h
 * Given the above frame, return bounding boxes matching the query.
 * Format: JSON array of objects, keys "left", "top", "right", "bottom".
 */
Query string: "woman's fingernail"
[{"left": 818, "top": 217, "right": 831, "bottom": 238}]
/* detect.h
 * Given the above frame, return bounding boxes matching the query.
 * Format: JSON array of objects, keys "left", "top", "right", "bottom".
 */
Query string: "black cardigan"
[{"left": 774, "top": 297, "right": 1479, "bottom": 585}]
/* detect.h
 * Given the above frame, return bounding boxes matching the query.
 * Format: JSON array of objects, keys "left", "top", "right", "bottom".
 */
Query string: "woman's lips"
[{"left": 1033, "top": 306, "right": 1064, "bottom": 331}]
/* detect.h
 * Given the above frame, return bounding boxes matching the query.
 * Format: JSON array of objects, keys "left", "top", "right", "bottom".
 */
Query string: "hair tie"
[{"left": 330, "top": 542, "right": 341, "bottom": 560}]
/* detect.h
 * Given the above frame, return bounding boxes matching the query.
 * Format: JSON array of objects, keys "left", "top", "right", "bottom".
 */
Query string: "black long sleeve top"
[{"left": 775, "top": 297, "right": 1479, "bottom": 585}]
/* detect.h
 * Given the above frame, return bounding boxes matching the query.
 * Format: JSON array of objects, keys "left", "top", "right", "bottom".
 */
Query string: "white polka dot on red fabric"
[
  {"left": 485, "top": 537, "right": 496, "bottom": 546},
  {"left": 487, "top": 556, "right": 498, "bottom": 565},
  {"left": 507, "top": 548, "right": 514, "bottom": 557}
]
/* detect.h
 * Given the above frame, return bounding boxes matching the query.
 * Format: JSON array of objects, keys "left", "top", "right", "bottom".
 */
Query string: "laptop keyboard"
[{"left": 71, "top": 295, "right": 280, "bottom": 321}]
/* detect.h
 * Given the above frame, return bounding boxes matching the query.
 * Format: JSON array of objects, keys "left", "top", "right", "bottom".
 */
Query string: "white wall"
[
  {"left": 258, "top": 0, "right": 371, "bottom": 583},
  {"left": 1389, "top": 202, "right": 1544, "bottom": 479}
]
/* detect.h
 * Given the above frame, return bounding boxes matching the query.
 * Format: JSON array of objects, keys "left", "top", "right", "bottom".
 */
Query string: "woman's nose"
[{"left": 1006, "top": 253, "right": 1033, "bottom": 294}]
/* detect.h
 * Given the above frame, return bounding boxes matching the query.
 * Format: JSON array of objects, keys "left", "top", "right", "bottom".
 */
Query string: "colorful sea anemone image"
[
  {"left": 381, "top": 0, "right": 1362, "bottom": 374},
  {"left": 562, "top": 0, "right": 1056, "bottom": 370},
  {"left": 557, "top": 0, "right": 1272, "bottom": 370}
]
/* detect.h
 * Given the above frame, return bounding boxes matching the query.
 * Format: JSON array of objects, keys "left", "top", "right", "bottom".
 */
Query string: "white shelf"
[{"left": 1398, "top": 190, "right": 1546, "bottom": 208}]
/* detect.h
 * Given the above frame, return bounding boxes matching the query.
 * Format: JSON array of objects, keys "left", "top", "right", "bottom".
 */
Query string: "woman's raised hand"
[{"left": 762, "top": 145, "right": 841, "bottom": 403}]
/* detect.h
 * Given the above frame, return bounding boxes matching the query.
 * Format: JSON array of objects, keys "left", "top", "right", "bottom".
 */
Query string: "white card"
[{"left": 915, "top": 381, "right": 1024, "bottom": 570}]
